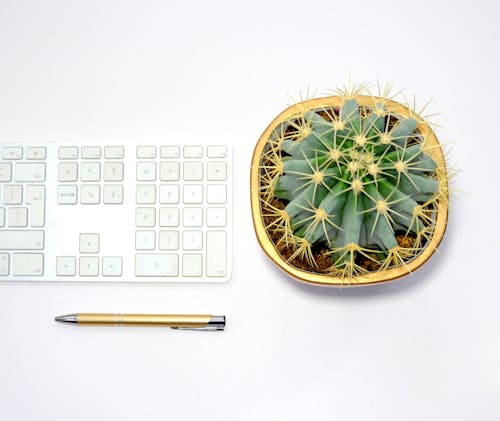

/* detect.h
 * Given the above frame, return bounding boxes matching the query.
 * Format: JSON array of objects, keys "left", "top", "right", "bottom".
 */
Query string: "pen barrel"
[{"left": 77, "top": 313, "right": 213, "bottom": 328}]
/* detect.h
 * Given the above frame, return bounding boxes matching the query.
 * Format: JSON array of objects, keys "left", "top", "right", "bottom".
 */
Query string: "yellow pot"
[{"left": 250, "top": 95, "right": 449, "bottom": 287}]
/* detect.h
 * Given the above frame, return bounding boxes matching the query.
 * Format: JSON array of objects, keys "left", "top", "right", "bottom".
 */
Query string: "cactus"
[{"left": 259, "top": 84, "right": 448, "bottom": 280}]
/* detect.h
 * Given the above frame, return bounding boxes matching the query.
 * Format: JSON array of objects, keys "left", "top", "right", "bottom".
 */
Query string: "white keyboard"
[{"left": 0, "top": 142, "right": 232, "bottom": 282}]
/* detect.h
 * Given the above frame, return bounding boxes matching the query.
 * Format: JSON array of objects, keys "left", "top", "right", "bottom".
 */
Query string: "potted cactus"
[{"left": 250, "top": 83, "right": 449, "bottom": 286}]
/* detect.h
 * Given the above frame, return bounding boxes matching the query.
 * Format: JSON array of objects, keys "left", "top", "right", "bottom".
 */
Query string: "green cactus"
[{"left": 259, "top": 85, "right": 448, "bottom": 279}]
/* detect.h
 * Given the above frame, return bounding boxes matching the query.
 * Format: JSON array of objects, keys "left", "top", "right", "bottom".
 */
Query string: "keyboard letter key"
[
  {"left": 8, "top": 207, "right": 28, "bottom": 227},
  {"left": 0, "top": 163, "right": 12, "bottom": 182},
  {"left": 0, "top": 253, "right": 9, "bottom": 275},
  {"left": 3, "top": 185, "right": 23, "bottom": 204}
]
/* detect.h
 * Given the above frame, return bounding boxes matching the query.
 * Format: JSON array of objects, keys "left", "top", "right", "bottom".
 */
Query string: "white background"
[{"left": 0, "top": 0, "right": 499, "bottom": 420}]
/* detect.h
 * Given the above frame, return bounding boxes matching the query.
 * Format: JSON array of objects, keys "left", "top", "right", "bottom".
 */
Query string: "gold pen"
[{"left": 55, "top": 313, "right": 225, "bottom": 331}]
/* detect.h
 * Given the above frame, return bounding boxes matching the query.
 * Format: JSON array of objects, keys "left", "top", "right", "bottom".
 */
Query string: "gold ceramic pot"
[{"left": 250, "top": 95, "right": 449, "bottom": 287}]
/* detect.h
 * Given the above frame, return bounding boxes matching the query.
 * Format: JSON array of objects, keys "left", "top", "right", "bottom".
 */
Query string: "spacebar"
[{"left": 0, "top": 231, "right": 44, "bottom": 250}]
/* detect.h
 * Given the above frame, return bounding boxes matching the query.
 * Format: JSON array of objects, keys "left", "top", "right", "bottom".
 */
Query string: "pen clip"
[{"left": 170, "top": 315, "right": 225, "bottom": 331}]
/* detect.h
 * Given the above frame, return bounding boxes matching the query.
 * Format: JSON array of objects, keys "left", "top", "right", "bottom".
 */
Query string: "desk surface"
[{"left": 0, "top": 1, "right": 499, "bottom": 420}]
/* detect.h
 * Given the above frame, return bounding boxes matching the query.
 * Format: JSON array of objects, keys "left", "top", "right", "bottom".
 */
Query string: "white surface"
[{"left": 0, "top": 0, "right": 499, "bottom": 419}]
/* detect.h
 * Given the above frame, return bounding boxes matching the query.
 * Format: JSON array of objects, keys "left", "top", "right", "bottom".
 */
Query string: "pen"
[{"left": 55, "top": 313, "right": 225, "bottom": 331}]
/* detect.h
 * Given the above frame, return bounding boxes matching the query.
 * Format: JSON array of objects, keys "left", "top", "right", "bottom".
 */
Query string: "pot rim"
[{"left": 250, "top": 95, "right": 449, "bottom": 287}]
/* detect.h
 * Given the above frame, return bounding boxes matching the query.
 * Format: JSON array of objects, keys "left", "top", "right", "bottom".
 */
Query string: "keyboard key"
[
  {"left": 159, "top": 207, "right": 179, "bottom": 227},
  {"left": 159, "top": 185, "right": 179, "bottom": 204},
  {"left": 136, "top": 185, "right": 156, "bottom": 204},
  {"left": 182, "top": 230, "right": 203, "bottom": 250},
  {"left": 0, "top": 253, "right": 8, "bottom": 275},
  {"left": 56, "top": 256, "right": 76, "bottom": 276},
  {"left": 103, "top": 185, "right": 123, "bottom": 204},
  {"left": 206, "top": 207, "right": 227, "bottom": 227},
  {"left": 135, "top": 253, "right": 178, "bottom": 276},
  {"left": 26, "top": 147, "right": 46, "bottom": 160},
  {"left": 103, "top": 162, "right": 124, "bottom": 181},
  {"left": 183, "top": 162, "right": 203, "bottom": 181},
  {"left": 80, "top": 233, "right": 100, "bottom": 253},
  {"left": 206, "top": 231, "right": 226, "bottom": 277},
  {"left": 57, "top": 185, "right": 77, "bottom": 204},
  {"left": 15, "top": 162, "right": 46, "bottom": 182},
  {"left": 8, "top": 207, "right": 28, "bottom": 227},
  {"left": 136, "top": 207, "right": 156, "bottom": 227},
  {"left": 80, "top": 185, "right": 100, "bottom": 204},
  {"left": 102, "top": 256, "right": 122, "bottom": 276},
  {"left": 0, "top": 163, "right": 12, "bottom": 182},
  {"left": 207, "top": 161, "right": 227, "bottom": 181},
  {"left": 81, "top": 162, "right": 101, "bottom": 182},
  {"left": 159, "top": 230, "right": 179, "bottom": 250},
  {"left": 79, "top": 256, "right": 99, "bottom": 276},
  {"left": 26, "top": 185, "right": 45, "bottom": 227},
  {"left": 58, "top": 162, "right": 78, "bottom": 182},
  {"left": 104, "top": 146, "right": 124, "bottom": 159},
  {"left": 160, "top": 146, "right": 180, "bottom": 159},
  {"left": 12, "top": 253, "right": 43, "bottom": 276},
  {"left": 159, "top": 162, "right": 180, "bottom": 181},
  {"left": 0, "top": 208, "right": 4, "bottom": 226},
  {"left": 3, "top": 185, "right": 23, "bottom": 204},
  {"left": 207, "top": 184, "right": 227, "bottom": 204},
  {"left": 182, "top": 254, "right": 203, "bottom": 276},
  {"left": 183, "top": 207, "right": 203, "bottom": 227},
  {"left": 58, "top": 146, "right": 78, "bottom": 159},
  {"left": 81, "top": 146, "right": 101, "bottom": 159},
  {"left": 135, "top": 230, "right": 156, "bottom": 250},
  {"left": 136, "top": 162, "right": 157, "bottom": 181},
  {"left": 183, "top": 185, "right": 203, "bottom": 204},
  {"left": 0, "top": 230, "right": 44, "bottom": 250},
  {"left": 3, "top": 147, "right": 23, "bottom": 160},
  {"left": 183, "top": 145, "right": 203, "bottom": 158},
  {"left": 207, "top": 145, "right": 227, "bottom": 158},
  {"left": 137, "top": 146, "right": 157, "bottom": 159}
]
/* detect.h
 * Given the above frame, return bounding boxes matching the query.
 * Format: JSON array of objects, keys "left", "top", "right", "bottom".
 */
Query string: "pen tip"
[{"left": 55, "top": 314, "right": 78, "bottom": 324}]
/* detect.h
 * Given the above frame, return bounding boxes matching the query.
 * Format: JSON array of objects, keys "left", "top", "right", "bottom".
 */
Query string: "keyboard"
[{"left": 0, "top": 142, "right": 232, "bottom": 282}]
